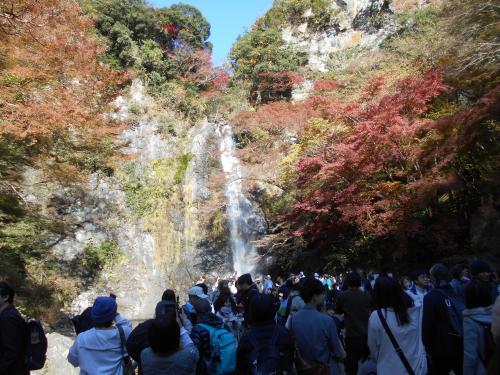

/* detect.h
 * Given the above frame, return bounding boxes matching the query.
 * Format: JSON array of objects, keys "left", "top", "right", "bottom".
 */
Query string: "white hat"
[{"left": 188, "top": 286, "right": 208, "bottom": 299}]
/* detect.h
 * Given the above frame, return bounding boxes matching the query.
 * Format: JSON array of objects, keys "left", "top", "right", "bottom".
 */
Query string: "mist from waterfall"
[{"left": 218, "top": 124, "right": 267, "bottom": 275}]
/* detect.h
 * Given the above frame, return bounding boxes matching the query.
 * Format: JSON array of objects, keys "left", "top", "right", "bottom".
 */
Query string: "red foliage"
[
  {"left": 213, "top": 70, "right": 230, "bottom": 90},
  {"left": 233, "top": 100, "right": 311, "bottom": 134},
  {"left": 251, "top": 71, "right": 304, "bottom": 104},
  {"left": 162, "top": 23, "right": 178, "bottom": 37},
  {"left": 0, "top": 0, "right": 126, "bottom": 142},
  {"left": 313, "top": 79, "right": 344, "bottom": 92},
  {"left": 285, "top": 71, "right": 500, "bottom": 252}
]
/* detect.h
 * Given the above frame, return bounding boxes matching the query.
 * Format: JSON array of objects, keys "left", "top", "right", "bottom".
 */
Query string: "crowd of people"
[{"left": 1, "top": 259, "right": 500, "bottom": 374}]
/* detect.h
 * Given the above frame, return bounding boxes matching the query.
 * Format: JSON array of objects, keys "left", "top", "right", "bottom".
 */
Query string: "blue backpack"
[
  {"left": 247, "top": 327, "right": 282, "bottom": 375},
  {"left": 198, "top": 323, "right": 237, "bottom": 375}
]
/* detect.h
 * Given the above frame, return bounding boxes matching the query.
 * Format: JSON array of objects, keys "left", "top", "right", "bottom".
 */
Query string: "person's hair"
[
  {"left": 299, "top": 278, "right": 324, "bottom": 303},
  {"left": 237, "top": 273, "right": 253, "bottom": 287},
  {"left": 430, "top": 263, "right": 450, "bottom": 281},
  {"left": 95, "top": 321, "right": 114, "bottom": 328},
  {"left": 345, "top": 272, "right": 361, "bottom": 288},
  {"left": 149, "top": 317, "right": 180, "bottom": 355},
  {"left": 218, "top": 279, "right": 228, "bottom": 290},
  {"left": 214, "top": 284, "right": 237, "bottom": 313},
  {"left": 450, "top": 265, "right": 464, "bottom": 280},
  {"left": 409, "top": 269, "right": 427, "bottom": 282},
  {"left": 0, "top": 282, "right": 14, "bottom": 304},
  {"left": 197, "top": 283, "right": 209, "bottom": 295},
  {"left": 465, "top": 280, "right": 493, "bottom": 309},
  {"left": 161, "top": 289, "right": 176, "bottom": 302},
  {"left": 373, "top": 276, "right": 413, "bottom": 326},
  {"left": 250, "top": 294, "right": 277, "bottom": 323}
]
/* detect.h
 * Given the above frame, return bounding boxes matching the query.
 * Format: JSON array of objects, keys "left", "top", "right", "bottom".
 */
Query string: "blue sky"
[{"left": 148, "top": 0, "right": 273, "bottom": 66}]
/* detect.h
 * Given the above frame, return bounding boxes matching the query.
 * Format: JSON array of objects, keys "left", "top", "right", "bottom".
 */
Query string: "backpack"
[
  {"left": 247, "top": 327, "right": 281, "bottom": 375},
  {"left": 198, "top": 323, "right": 237, "bottom": 375},
  {"left": 25, "top": 319, "right": 48, "bottom": 370},
  {"left": 475, "top": 320, "right": 495, "bottom": 367},
  {"left": 434, "top": 289, "right": 465, "bottom": 337},
  {"left": 276, "top": 294, "right": 299, "bottom": 326}
]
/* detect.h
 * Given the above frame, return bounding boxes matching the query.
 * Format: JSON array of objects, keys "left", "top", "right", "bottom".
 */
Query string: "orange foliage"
[{"left": 0, "top": 0, "right": 127, "bottom": 142}]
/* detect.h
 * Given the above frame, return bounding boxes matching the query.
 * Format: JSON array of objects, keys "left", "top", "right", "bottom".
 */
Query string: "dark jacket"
[
  {"left": 238, "top": 284, "right": 260, "bottom": 326},
  {"left": 126, "top": 319, "right": 154, "bottom": 363},
  {"left": 336, "top": 288, "right": 372, "bottom": 338},
  {"left": 423, "top": 285, "right": 463, "bottom": 358},
  {"left": 236, "top": 322, "right": 293, "bottom": 375},
  {"left": 0, "top": 305, "right": 29, "bottom": 375}
]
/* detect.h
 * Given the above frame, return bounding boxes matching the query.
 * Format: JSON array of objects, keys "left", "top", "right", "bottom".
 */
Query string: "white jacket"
[
  {"left": 67, "top": 315, "right": 132, "bottom": 375},
  {"left": 368, "top": 297, "right": 427, "bottom": 375}
]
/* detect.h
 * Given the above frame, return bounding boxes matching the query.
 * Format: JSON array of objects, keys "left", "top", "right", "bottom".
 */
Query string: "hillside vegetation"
[
  {"left": 0, "top": 0, "right": 224, "bottom": 320},
  {"left": 228, "top": 0, "right": 500, "bottom": 273}
]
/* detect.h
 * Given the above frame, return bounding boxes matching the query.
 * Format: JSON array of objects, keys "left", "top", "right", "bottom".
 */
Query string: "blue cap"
[{"left": 91, "top": 296, "right": 117, "bottom": 324}]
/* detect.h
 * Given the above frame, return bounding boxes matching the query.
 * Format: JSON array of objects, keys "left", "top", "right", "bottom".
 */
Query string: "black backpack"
[
  {"left": 25, "top": 319, "right": 48, "bottom": 370},
  {"left": 434, "top": 289, "right": 465, "bottom": 337},
  {"left": 247, "top": 327, "right": 282, "bottom": 375},
  {"left": 474, "top": 320, "right": 495, "bottom": 367}
]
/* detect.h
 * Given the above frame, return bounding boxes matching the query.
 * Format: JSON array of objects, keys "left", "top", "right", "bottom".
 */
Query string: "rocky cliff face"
[
  {"left": 29, "top": 81, "right": 234, "bottom": 374},
  {"left": 284, "top": 0, "right": 430, "bottom": 73}
]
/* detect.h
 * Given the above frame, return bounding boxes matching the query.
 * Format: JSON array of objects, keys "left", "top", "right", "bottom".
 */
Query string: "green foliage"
[
  {"left": 52, "top": 137, "right": 115, "bottom": 175},
  {"left": 230, "top": 28, "right": 306, "bottom": 81},
  {"left": 155, "top": 3, "right": 211, "bottom": 49},
  {"left": 121, "top": 153, "right": 193, "bottom": 217},
  {"left": 258, "top": 0, "right": 341, "bottom": 32},
  {"left": 80, "top": 240, "right": 122, "bottom": 273},
  {"left": 122, "top": 164, "right": 155, "bottom": 217},
  {"left": 93, "top": 0, "right": 156, "bottom": 43},
  {"left": 0, "top": 74, "right": 23, "bottom": 87},
  {"left": 106, "top": 22, "right": 138, "bottom": 67},
  {"left": 205, "top": 82, "right": 252, "bottom": 121},
  {"left": 174, "top": 153, "right": 193, "bottom": 184}
]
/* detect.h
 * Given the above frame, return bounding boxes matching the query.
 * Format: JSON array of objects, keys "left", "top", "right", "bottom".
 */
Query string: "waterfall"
[{"left": 218, "top": 124, "right": 267, "bottom": 275}]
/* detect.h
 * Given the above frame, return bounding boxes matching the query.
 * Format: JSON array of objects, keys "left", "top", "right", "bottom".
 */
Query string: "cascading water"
[{"left": 218, "top": 124, "right": 267, "bottom": 275}]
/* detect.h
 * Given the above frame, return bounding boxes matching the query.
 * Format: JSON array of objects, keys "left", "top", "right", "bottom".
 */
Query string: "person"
[
  {"left": 288, "top": 277, "right": 344, "bottom": 375},
  {"left": 357, "top": 268, "right": 373, "bottom": 293},
  {"left": 367, "top": 276, "right": 427, "bottom": 374},
  {"left": 190, "top": 298, "right": 235, "bottom": 374},
  {"left": 463, "top": 280, "right": 494, "bottom": 375},
  {"left": 236, "top": 294, "right": 293, "bottom": 374},
  {"left": 127, "top": 302, "right": 193, "bottom": 373},
  {"left": 236, "top": 273, "right": 260, "bottom": 327},
  {"left": 471, "top": 259, "right": 498, "bottom": 301},
  {"left": 68, "top": 296, "right": 132, "bottom": 374},
  {"left": 451, "top": 265, "right": 467, "bottom": 298},
  {"left": 0, "top": 282, "right": 29, "bottom": 375},
  {"left": 285, "top": 275, "right": 305, "bottom": 320},
  {"left": 154, "top": 289, "right": 178, "bottom": 319},
  {"left": 183, "top": 286, "right": 209, "bottom": 325},
  {"left": 213, "top": 280, "right": 240, "bottom": 337},
  {"left": 213, "top": 281, "right": 238, "bottom": 314},
  {"left": 407, "top": 269, "right": 431, "bottom": 300},
  {"left": 423, "top": 263, "right": 464, "bottom": 375},
  {"left": 141, "top": 317, "right": 199, "bottom": 375},
  {"left": 493, "top": 295, "right": 500, "bottom": 343},
  {"left": 335, "top": 272, "right": 372, "bottom": 375},
  {"left": 263, "top": 275, "right": 274, "bottom": 294}
]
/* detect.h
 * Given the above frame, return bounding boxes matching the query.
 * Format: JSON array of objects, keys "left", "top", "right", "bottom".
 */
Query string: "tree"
[
  {"left": 229, "top": 28, "right": 306, "bottom": 81},
  {"left": 0, "top": 0, "right": 125, "bottom": 142},
  {"left": 155, "top": 3, "right": 211, "bottom": 50}
]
